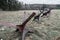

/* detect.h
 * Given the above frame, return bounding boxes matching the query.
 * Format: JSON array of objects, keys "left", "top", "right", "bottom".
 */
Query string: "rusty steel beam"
[{"left": 16, "top": 12, "right": 36, "bottom": 32}]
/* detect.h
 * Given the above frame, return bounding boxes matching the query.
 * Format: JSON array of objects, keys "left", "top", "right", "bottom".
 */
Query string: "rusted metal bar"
[{"left": 16, "top": 12, "right": 36, "bottom": 32}]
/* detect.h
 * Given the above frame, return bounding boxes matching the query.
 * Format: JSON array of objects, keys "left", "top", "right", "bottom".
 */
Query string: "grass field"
[{"left": 0, "top": 10, "right": 60, "bottom": 40}]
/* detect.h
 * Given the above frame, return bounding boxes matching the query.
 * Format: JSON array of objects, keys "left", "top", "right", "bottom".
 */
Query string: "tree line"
[{"left": 0, "top": 0, "right": 22, "bottom": 11}]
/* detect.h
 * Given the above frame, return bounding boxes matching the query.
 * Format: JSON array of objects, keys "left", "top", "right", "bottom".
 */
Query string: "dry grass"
[{"left": 0, "top": 10, "right": 60, "bottom": 40}]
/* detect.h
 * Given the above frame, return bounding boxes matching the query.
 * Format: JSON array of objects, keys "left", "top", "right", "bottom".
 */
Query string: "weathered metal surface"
[{"left": 16, "top": 12, "right": 36, "bottom": 32}]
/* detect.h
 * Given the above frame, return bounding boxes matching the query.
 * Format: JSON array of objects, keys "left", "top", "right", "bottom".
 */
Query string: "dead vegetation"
[{"left": 0, "top": 10, "right": 60, "bottom": 40}]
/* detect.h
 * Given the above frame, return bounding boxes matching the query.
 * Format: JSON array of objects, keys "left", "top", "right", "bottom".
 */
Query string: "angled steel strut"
[
  {"left": 16, "top": 12, "right": 36, "bottom": 40},
  {"left": 16, "top": 12, "right": 36, "bottom": 32}
]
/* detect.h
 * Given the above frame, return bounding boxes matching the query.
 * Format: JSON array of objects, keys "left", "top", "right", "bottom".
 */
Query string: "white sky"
[{"left": 18, "top": 0, "right": 60, "bottom": 4}]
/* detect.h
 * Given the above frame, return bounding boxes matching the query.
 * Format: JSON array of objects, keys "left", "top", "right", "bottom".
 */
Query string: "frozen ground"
[{"left": 0, "top": 10, "right": 60, "bottom": 40}]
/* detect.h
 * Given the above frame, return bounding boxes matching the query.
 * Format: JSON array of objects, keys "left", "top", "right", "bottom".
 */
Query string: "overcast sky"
[{"left": 18, "top": 0, "right": 60, "bottom": 4}]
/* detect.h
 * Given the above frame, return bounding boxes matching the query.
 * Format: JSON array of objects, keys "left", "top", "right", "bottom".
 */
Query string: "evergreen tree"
[{"left": 0, "top": 0, "right": 22, "bottom": 11}]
